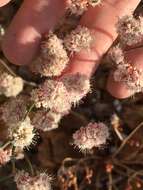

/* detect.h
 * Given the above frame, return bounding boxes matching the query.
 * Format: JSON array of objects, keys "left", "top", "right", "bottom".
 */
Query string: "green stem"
[
  {"left": 11, "top": 146, "right": 16, "bottom": 174},
  {"left": 0, "top": 59, "right": 17, "bottom": 77},
  {"left": 1, "top": 141, "right": 12, "bottom": 150},
  {"left": 24, "top": 153, "right": 34, "bottom": 176},
  {"left": 0, "top": 175, "right": 13, "bottom": 183},
  {"left": 0, "top": 58, "right": 37, "bottom": 87},
  {"left": 23, "top": 103, "right": 35, "bottom": 120}
]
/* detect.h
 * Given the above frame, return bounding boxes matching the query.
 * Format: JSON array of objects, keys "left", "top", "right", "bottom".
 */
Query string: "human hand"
[
  {"left": 1, "top": 0, "right": 142, "bottom": 99},
  {"left": 0, "top": 0, "right": 11, "bottom": 7}
]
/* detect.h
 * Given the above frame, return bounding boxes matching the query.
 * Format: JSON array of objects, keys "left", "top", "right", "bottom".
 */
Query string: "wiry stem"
[
  {"left": 23, "top": 103, "right": 35, "bottom": 121},
  {"left": 112, "top": 122, "right": 143, "bottom": 157},
  {"left": 0, "top": 59, "right": 16, "bottom": 77},
  {"left": 11, "top": 146, "right": 16, "bottom": 174},
  {"left": 108, "top": 172, "right": 113, "bottom": 190},
  {"left": 24, "top": 152, "right": 34, "bottom": 176},
  {"left": 1, "top": 141, "right": 12, "bottom": 150},
  {"left": 0, "top": 58, "right": 37, "bottom": 87}
]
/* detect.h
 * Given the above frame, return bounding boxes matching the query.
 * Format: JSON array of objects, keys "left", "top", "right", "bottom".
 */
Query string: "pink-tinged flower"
[
  {"left": 61, "top": 73, "right": 91, "bottom": 104},
  {"left": 31, "top": 32, "right": 69, "bottom": 77},
  {"left": 31, "top": 79, "right": 71, "bottom": 114},
  {"left": 32, "top": 110, "right": 62, "bottom": 131},
  {"left": 0, "top": 72, "right": 23, "bottom": 97},
  {"left": 66, "top": 0, "right": 101, "bottom": 15},
  {"left": 113, "top": 63, "right": 143, "bottom": 93},
  {"left": 108, "top": 46, "right": 124, "bottom": 65},
  {"left": 66, "top": 0, "right": 88, "bottom": 15},
  {"left": 15, "top": 170, "right": 51, "bottom": 190},
  {"left": 73, "top": 122, "right": 109, "bottom": 151},
  {"left": 116, "top": 15, "right": 143, "bottom": 46},
  {"left": 0, "top": 95, "right": 28, "bottom": 126},
  {"left": 64, "top": 25, "right": 94, "bottom": 53},
  {"left": 0, "top": 148, "right": 11, "bottom": 166}
]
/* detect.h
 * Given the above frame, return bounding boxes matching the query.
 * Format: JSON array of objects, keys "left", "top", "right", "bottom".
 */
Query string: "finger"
[
  {"left": 62, "top": 0, "right": 140, "bottom": 77},
  {"left": 0, "top": 0, "right": 11, "bottom": 7},
  {"left": 2, "top": 0, "right": 67, "bottom": 65},
  {"left": 107, "top": 47, "right": 143, "bottom": 98}
]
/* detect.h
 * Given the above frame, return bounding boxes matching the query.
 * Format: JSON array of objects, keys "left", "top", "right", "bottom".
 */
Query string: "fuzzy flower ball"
[
  {"left": 116, "top": 15, "right": 143, "bottom": 46},
  {"left": 67, "top": 0, "right": 88, "bottom": 15},
  {"left": 113, "top": 63, "right": 143, "bottom": 93},
  {"left": 108, "top": 46, "right": 124, "bottom": 65},
  {"left": 0, "top": 72, "right": 24, "bottom": 97},
  {"left": 9, "top": 116, "right": 35, "bottom": 149},
  {"left": 15, "top": 170, "right": 51, "bottom": 190},
  {"left": 61, "top": 73, "right": 91, "bottom": 104},
  {"left": 32, "top": 110, "right": 62, "bottom": 131},
  {"left": 31, "top": 80, "right": 71, "bottom": 114},
  {"left": 73, "top": 122, "right": 109, "bottom": 150},
  {"left": 0, "top": 96, "right": 28, "bottom": 126},
  {"left": 64, "top": 25, "right": 94, "bottom": 53},
  {"left": 31, "top": 32, "right": 69, "bottom": 77},
  {"left": 67, "top": 0, "right": 101, "bottom": 15}
]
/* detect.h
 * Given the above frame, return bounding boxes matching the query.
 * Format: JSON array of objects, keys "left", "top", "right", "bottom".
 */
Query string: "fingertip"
[
  {"left": 106, "top": 73, "right": 133, "bottom": 99},
  {"left": 2, "top": 0, "right": 66, "bottom": 66},
  {"left": 2, "top": 27, "right": 41, "bottom": 65},
  {"left": 0, "top": 0, "right": 11, "bottom": 7}
]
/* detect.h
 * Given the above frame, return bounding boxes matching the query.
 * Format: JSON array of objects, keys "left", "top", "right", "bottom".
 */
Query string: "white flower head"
[
  {"left": 9, "top": 116, "right": 36, "bottom": 149},
  {"left": 0, "top": 72, "right": 23, "bottom": 97},
  {"left": 64, "top": 25, "right": 94, "bottom": 53},
  {"left": 116, "top": 15, "right": 143, "bottom": 46},
  {"left": 31, "top": 79, "right": 71, "bottom": 114},
  {"left": 61, "top": 73, "right": 91, "bottom": 104},
  {"left": 66, "top": 0, "right": 88, "bottom": 15},
  {"left": 31, "top": 32, "right": 69, "bottom": 77},
  {"left": 113, "top": 63, "right": 143, "bottom": 93}
]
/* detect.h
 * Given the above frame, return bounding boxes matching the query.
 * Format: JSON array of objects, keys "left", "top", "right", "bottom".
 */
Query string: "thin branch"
[
  {"left": 0, "top": 59, "right": 16, "bottom": 77},
  {"left": 0, "top": 58, "right": 37, "bottom": 87},
  {"left": 112, "top": 122, "right": 143, "bottom": 158},
  {"left": 24, "top": 152, "right": 34, "bottom": 176},
  {"left": 108, "top": 172, "right": 113, "bottom": 190}
]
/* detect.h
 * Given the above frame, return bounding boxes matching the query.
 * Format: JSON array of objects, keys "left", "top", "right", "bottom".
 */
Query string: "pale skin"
[{"left": 0, "top": 0, "right": 142, "bottom": 99}]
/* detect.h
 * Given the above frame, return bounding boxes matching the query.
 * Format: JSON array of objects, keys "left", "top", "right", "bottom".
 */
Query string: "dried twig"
[{"left": 112, "top": 122, "right": 143, "bottom": 157}]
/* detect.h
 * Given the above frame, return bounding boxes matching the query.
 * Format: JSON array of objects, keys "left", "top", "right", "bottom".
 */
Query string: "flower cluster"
[
  {"left": 61, "top": 73, "right": 91, "bottom": 104},
  {"left": 108, "top": 46, "right": 124, "bottom": 65},
  {"left": 32, "top": 110, "right": 62, "bottom": 132},
  {"left": 0, "top": 72, "right": 23, "bottom": 97},
  {"left": 73, "top": 122, "right": 109, "bottom": 151},
  {"left": 67, "top": 0, "right": 88, "bottom": 15},
  {"left": 31, "top": 79, "right": 71, "bottom": 114},
  {"left": 8, "top": 116, "right": 36, "bottom": 149},
  {"left": 64, "top": 25, "right": 94, "bottom": 53},
  {"left": 0, "top": 95, "right": 28, "bottom": 126},
  {"left": 31, "top": 32, "right": 69, "bottom": 77},
  {"left": 66, "top": 0, "right": 101, "bottom": 15},
  {"left": 116, "top": 15, "right": 143, "bottom": 46},
  {"left": 114, "top": 62, "right": 143, "bottom": 93},
  {"left": 15, "top": 170, "right": 51, "bottom": 190},
  {"left": 31, "top": 73, "right": 90, "bottom": 114},
  {"left": 108, "top": 46, "right": 143, "bottom": 93}
]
